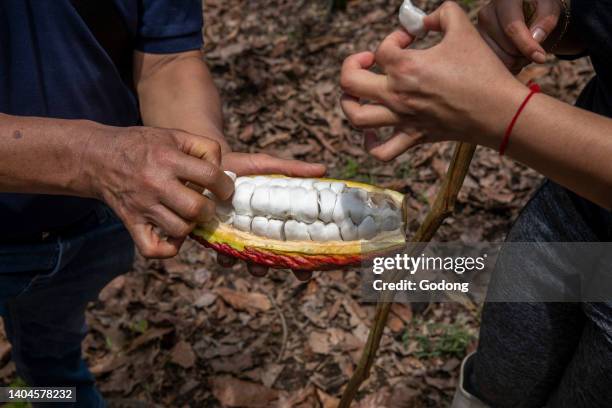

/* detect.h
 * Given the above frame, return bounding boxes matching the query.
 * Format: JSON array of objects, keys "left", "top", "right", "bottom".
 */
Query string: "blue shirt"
[
  {"left": 572, "top": 0, "right": 612, "bottom": 117},
  {"left": 0, "top": 0, "right": 203, "bottom": 237}
]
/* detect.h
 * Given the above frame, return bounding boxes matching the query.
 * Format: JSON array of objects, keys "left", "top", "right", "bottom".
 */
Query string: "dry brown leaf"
[
  {"left": 239, "top": 124, "right": 255, "bottom": 142},
  {"left": 387, "top": 314, "right": 405, "bottom": 333},
  {"left": 356, "top": 386, "right": 392, "bottom": 408},
  {"left": 308, "top": 331, "right": 331, "bottom": 354},
  {"left": 0, "top": 341, "right": 11, "bottom": 363},
  {"left": 170, "top": 340, "right": 197, "bottom": 369},
  {"left": 211, "top": 353, "right": 255, "bottom": 374},
  {"left": 261, "top": 363, "right": 284, "bottom": 388},
  {"left": 162, "top": 258, "right": 191, "bottom": 275},
  {"left": 90, "top": 353, "right": 129, "bottom": 376},
  {"left": 210, "top": 376, "right": 278, "bottom": 407},
  {"left": 517, "top": 65, "right": 551, "bottom": 84},
  {"left": 216, "top": 287, "right": 271, "bottom": 312},
  {"left": 278, "top": 385, "right": 319, "bottom": 408},
  {"left": 127, "top": 326, "right": 173, "bottom": 352},
  {"left": 306, "top": 35, "right": 344, "bottom": 53},
  {"left": 98, "top": 275, "right": 125, "bottom": 302},
  {"left": 391, "top": 304, "right": 413, "bottom": 323},
  {"left": 388, "top": 384, "right": 422, "bottom": 408},
  {"left": 0, "top": 361, "right": 15, "bottom": 381},
  {"left": 317, "top": 388, "right": 340, "bottom": 408}
]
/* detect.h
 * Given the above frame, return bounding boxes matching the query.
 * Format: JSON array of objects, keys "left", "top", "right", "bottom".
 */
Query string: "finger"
[
  {"left": 146, "top": 203, "right": 195, "bottom": 238},
  {"left": 478, "top": 5, "right": 523, "bottom": 59},
  {"left": 174, "top": 155, "right": 234, "bottom": 200},
  {"left": 217, "top": 253, "right": 237, "bottom": 268},
  {"left": 292, "top": 270, "right": 313, "bottom": 281},
  {"left": 530, "top": 0, "right": 561, "bottom": 45},
  {"left": 161, "top": 182, "right": 216, "bottom": 223},
  {"left": 424, "top": 1, "right": 472, "bottom": 34},
  {"left": 174, "top": 131, "right": 223, "bottom": 166},
  {"left": 341, "top": 94, "right": 401, "bottom": 129},
  {"left": 366, "top": 130, "right": 424, "bottom": 162},
  {"left": 130, "top": 222, "right": 181, "bottom": 259},
  {"left": 167, "top": 236, "right": 186, "bottom": 251},
  {"left": 340, "top": 52, "right": 391, "bottom": 103},
  {"left": 247, "top": 263, "right": 269, "bottom": 278},
  {"left": 375, "top": 30, "right": 413, "bottom": 68},
  {"left": 496, "top": 0, "right": 546, "bottom": 63},
  {"left": 223, "top": 152, "right": 327, "bottom": 177}
]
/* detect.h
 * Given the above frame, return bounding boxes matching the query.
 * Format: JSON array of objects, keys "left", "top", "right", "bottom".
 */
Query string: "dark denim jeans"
[
  {"left": 0, "top": 205, "right": 134, "bottom": 407},
  {"left": 468, "top": 181, "right": 612, "bottom": 408}
]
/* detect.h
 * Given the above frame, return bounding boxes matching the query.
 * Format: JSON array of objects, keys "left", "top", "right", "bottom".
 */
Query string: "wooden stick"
[{"left": 339, "top": 142, "right": 476, "bottom": 408}]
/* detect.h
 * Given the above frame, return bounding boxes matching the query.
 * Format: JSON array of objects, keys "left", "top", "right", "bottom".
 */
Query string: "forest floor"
[{"left": 0, "top": 0, "right": 595, "bottom": 407}]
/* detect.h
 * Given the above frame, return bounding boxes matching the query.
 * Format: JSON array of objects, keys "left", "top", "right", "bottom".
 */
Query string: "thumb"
[
  {"left": 223, "top": 152, "right": 327, "bottom": 177},
  {"left": 529, "top": 0, "right": 562, "bottom": 46},
  {"left": 488, "top": 0, "right": 551, "bottom": 64},
  {"left": 423, "top": 1, "right": 471, "bottom": 35}
]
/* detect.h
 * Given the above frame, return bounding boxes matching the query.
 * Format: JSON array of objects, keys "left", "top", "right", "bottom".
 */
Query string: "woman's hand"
[
  {"left": 221, "top": 152, "right": 326, "bottom": 178},
  {"left": 478, "top": 0, "right": 563, "bottom": 73},
  {"left": 340, "top": 2, "right": 527, "bottom": 161}
]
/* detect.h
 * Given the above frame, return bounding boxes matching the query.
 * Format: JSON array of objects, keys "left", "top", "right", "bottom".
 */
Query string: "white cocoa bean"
[
  {"left": 290, "top": 187, "right": 319, "bottom": 223},
  {"left": 251, "top": 186, "right": 271, "bottom": 215},
  {"left": 284, "top": 220, "right": 311, "bottom": 240},
  {"left": 268, "top": 187, "right": 292, "bottom": 219},
  {"left": 339, "top": 219, "right": 359, "bottom": 241},
  {"left": 251, "top": 216, "right": 269, "bottom": 236},
  {"left": 233, "top": 215, "right": 252, "bottom": 232},
  {"left": 399, "top": 0, "right": 427, "bottom": 38},
  {"left": 232, "top": 183, "right": 256, "bottom": 216},
  {"left": 330, "top": 182, "right": 345, "bottom": 194},
  {"left": 318, "top": 189, "right": 337, "bottom": 223},
  {"left": 358, "top": 216, "right": 379, "bottom": 240},
  {"left": 266, "top": 219, "right": 284, "bottom": 240},
  {"left": 300, "top": 179, "right": 315, "bottom": 189},
  {"left": 313, "top": 181, "right": 331, "bottom": 191}
]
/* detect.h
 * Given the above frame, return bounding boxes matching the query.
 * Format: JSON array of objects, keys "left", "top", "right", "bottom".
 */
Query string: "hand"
[
  {"left": 340, "top": 2, "right": 527, "bottom": 161},
  {"left": 218, "top": 151, "right": 327, "bottom": 281},
  {"left": 221, "top": 152, "right": 326, "bottom": 177},
  {"left": 89, "top": 126, "right": 234, "bottom": 258},
  {"left": 478, "top": 0, "right": 562, "bottom": 73}
]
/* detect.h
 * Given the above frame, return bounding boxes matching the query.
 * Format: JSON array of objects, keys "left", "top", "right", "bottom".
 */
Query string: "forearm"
[
  {"left": 135, "top": 50, "right": 229, "bottom": 153},
  {"left": 480, "top": 88, "right": 612, "bottom": 209},
  {"left": 0, "top": 113, "right": 101, "bottom": 196}
]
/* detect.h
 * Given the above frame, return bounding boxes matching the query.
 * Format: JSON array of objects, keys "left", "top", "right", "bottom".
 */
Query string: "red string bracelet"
[{"left": 499, "top": 82, "right": 541, "bottom": 156}]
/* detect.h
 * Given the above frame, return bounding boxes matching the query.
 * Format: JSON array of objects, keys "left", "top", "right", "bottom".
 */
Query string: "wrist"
[
  {"left": 469, "top": 79, "right": 532, "bottom": 149},
  {"left": 77, "top": 121, "right": 118, "bottom": 199}
]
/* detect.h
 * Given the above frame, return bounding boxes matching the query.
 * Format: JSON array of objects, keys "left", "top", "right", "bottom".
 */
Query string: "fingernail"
[
  {"left": 530, "top": 51, "right": 546, "bottom": 64},
  {"left": 531, "top": 27, "right": 547, "bottom": 43}
]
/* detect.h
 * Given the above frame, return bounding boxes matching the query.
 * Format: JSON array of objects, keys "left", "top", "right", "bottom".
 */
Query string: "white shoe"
[{"left": 451, "top": 352, "right": 490, "bottom": 408}]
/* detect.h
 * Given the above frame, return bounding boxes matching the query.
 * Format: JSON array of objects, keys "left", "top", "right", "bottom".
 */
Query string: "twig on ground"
[
  {"left": 267, "top": 293, "right": 288, "bottom": 362},
  {"left": 339, "top": 142, "right": 476, "bottom": 408}
]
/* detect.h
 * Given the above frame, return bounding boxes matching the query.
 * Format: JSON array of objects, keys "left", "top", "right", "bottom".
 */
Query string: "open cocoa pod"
[{"left": 191, "top": 175, "right": 407, "bottom": 270}]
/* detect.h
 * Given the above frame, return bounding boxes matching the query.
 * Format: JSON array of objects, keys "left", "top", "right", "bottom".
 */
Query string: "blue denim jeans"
[
  {"left": 468, "top": 181, "right": 612, "bottom": 408},
  {"left": 0, "top": 205, "right": 134, "bottom": 407}
]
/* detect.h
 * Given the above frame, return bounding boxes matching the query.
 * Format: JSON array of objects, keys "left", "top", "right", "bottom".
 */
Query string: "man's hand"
[
  {"left": 89, "top": 126, "right": 234, "bottom": 259},
  {"left": 340, "top": 2, "right": 526, "bottom": 161},
  {"left": 218, "top": 151, "right": 326, "bottom": 281},
  {"left": 478, "top": 0, "right": 563, "bottom": 73}
]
